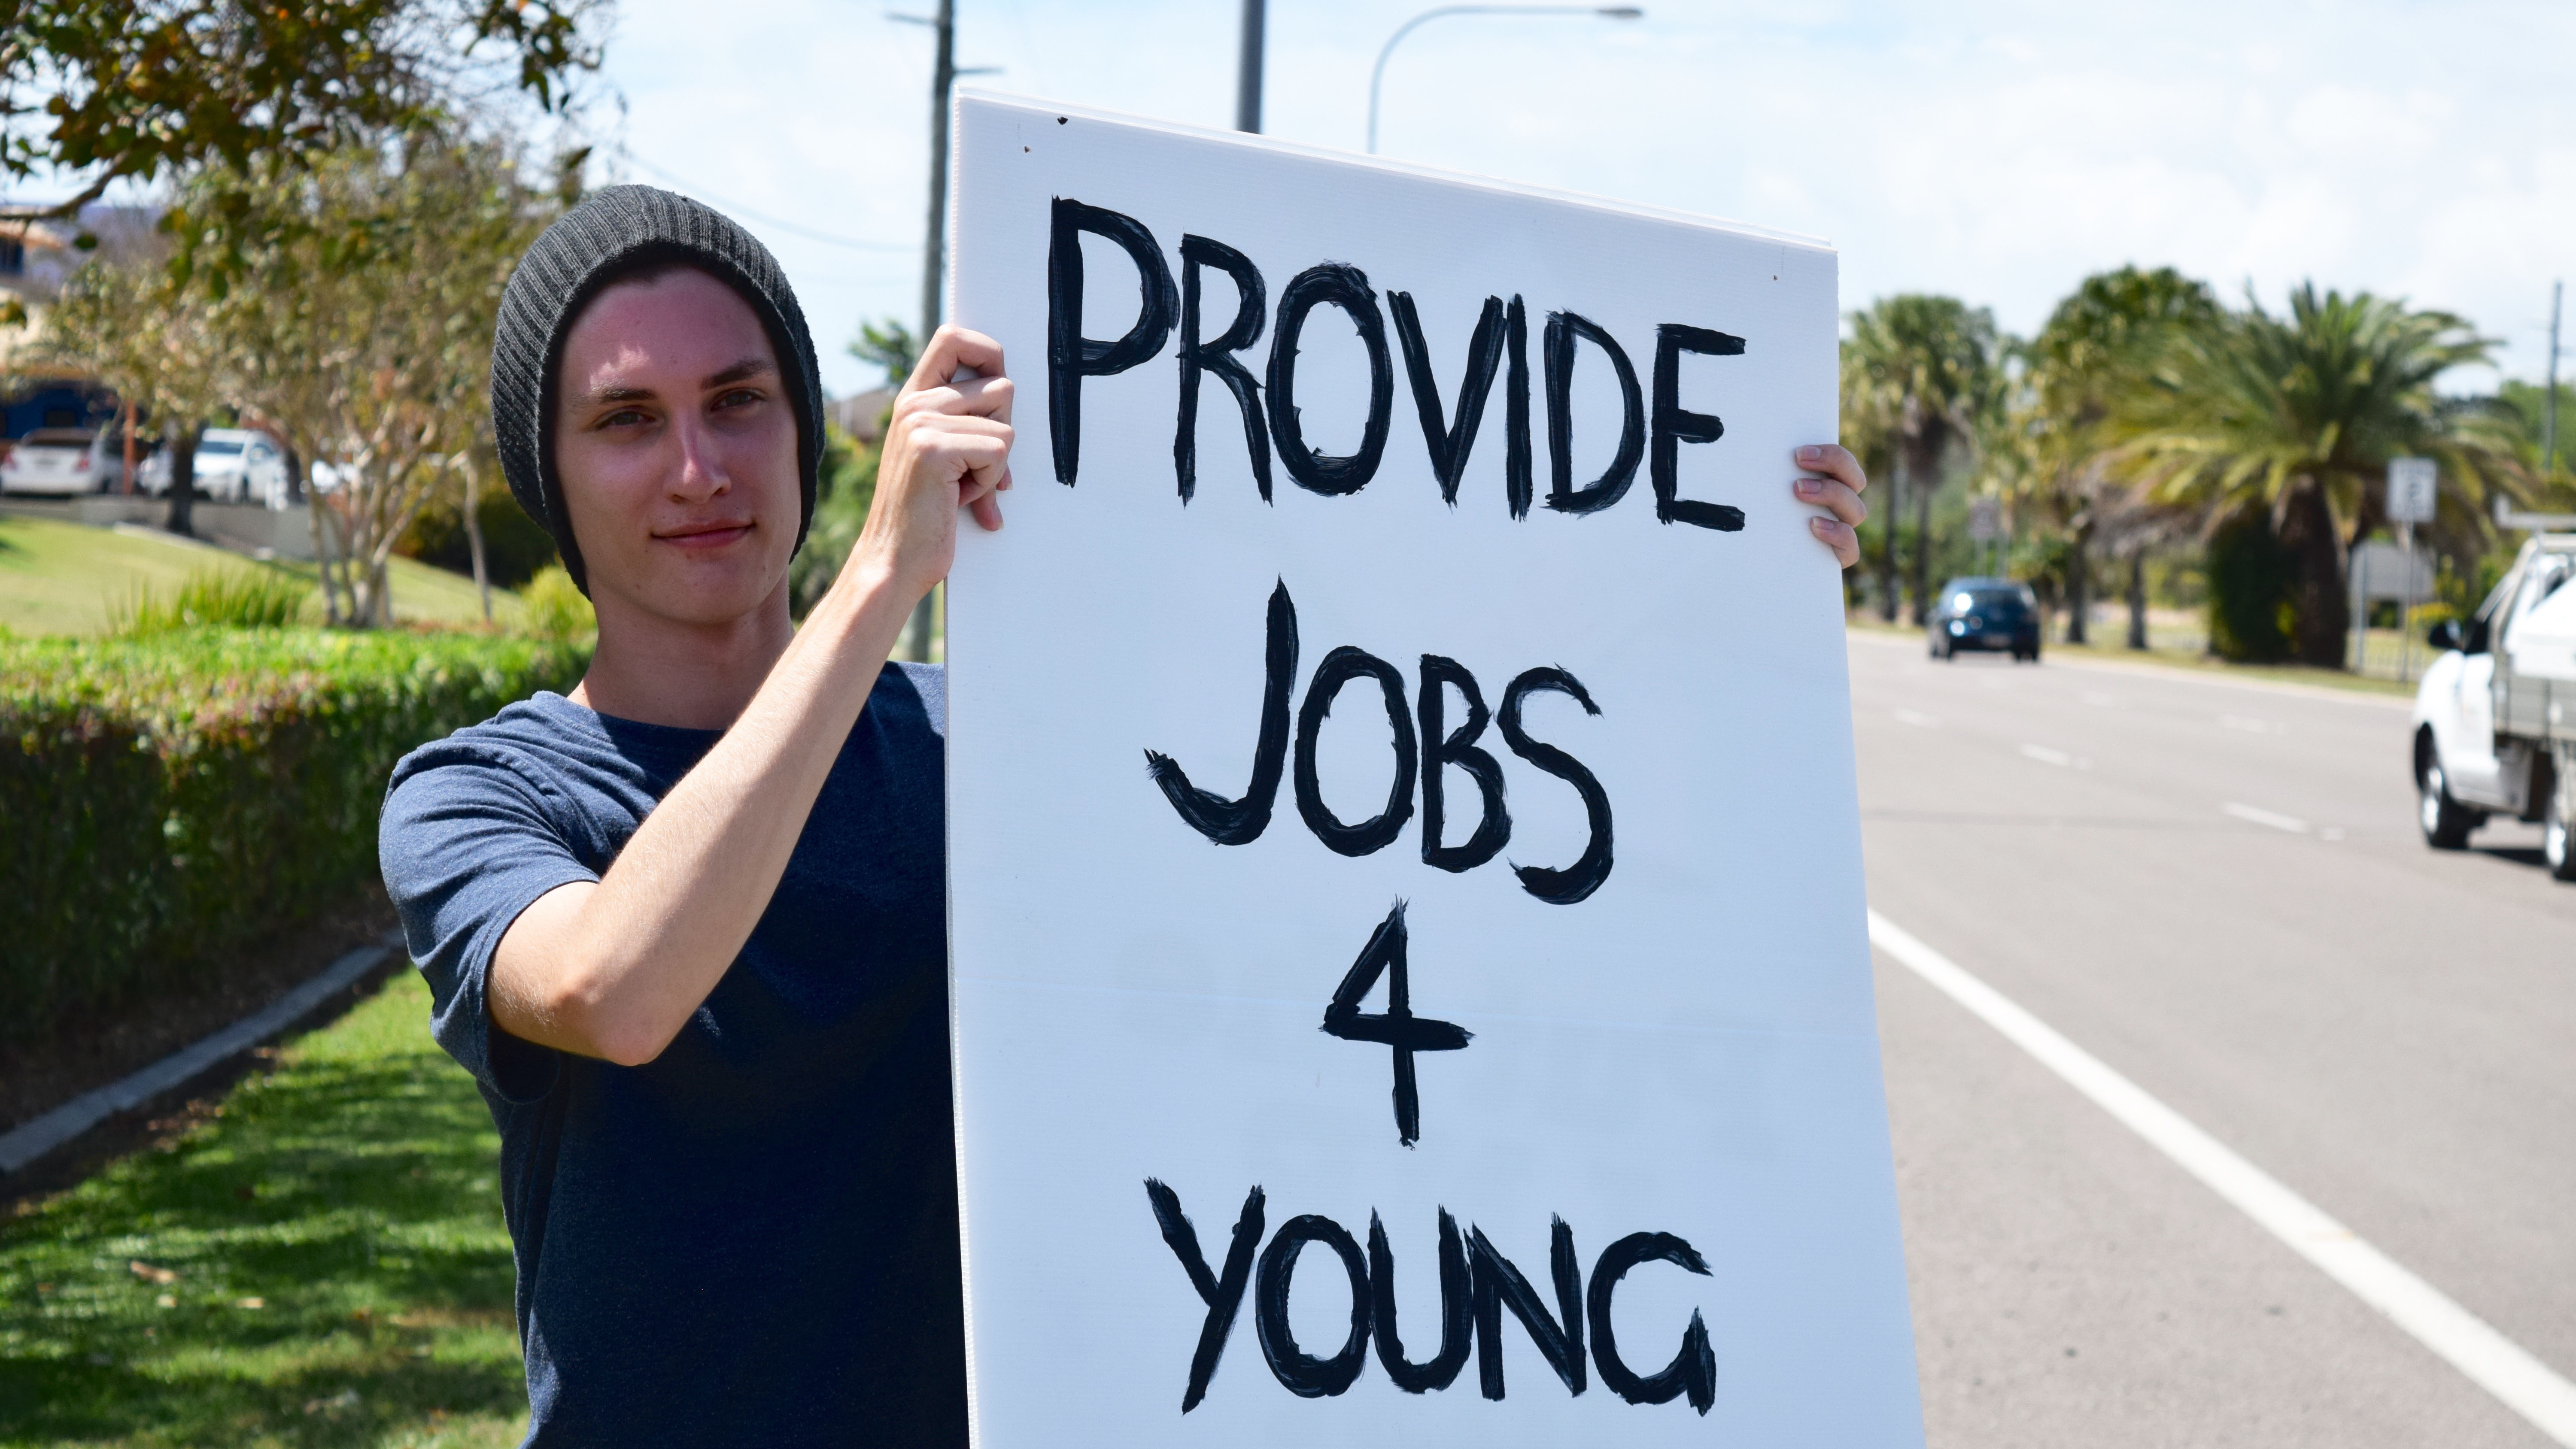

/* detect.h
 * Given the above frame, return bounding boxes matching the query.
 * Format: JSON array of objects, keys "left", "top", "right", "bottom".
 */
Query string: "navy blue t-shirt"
[{"left": 377, "top": 664, "right": 963, "bottom": 1447}]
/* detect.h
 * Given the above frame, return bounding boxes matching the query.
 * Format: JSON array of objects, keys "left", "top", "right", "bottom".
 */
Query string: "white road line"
[
  {"left": 2020, "top": 743, "right": 2087, "bottom": 769},
  {"left": 2224, "top": 801, "right": 2312, "bottom": 834},
  {"left": 1894, "top": 708, "right": 1941, "bottom": 728},
  {"left": 1867, "top": 910, "right": 2576, "bottom": 1447},
  {"left": 2221, "top": 714, "right": 2276, "bottom": 734}
]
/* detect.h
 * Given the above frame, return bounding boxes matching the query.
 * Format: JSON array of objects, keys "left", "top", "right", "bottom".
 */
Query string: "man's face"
[{"left": 553, "top": 267, "right": 799, "bottom": 628}]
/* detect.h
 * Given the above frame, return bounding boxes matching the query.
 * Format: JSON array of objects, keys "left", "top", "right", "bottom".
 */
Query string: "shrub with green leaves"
[
  {"left": 110, "top": 567, "right": 317, "bottom": 635},
  {"left": 2206, "top": 512, "right": 2296, "bottom": 663},
  {"left": 0, "top": 628, "right": 586, "bottom": 1044},
  {"left": 516, "top": 564, "right": 595, "bottom": 641}
]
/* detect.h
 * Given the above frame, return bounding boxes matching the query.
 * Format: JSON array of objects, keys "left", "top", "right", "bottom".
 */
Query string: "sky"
[
  {"left": 21, "top": 3, "right": 2563, "bottom": 400},
  {"left": 451, "top": 1, "right": 2576, "bottom": 398}
]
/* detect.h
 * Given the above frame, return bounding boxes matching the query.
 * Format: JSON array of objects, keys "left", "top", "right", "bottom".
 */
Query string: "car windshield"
[
  {"left": 197, "top": 440, "right": 246, "bottom": 456},
  {"left": 1955, "top": 589, "right": 2025, "bottom": 611},
  {"left": 21, "top": 430, "right": 93, "bottom": 447}
]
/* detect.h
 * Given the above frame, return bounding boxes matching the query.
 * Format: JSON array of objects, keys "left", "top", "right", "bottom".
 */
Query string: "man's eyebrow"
[
  {"left": 704, "top": 356, "right": 777, "bottom": 389},
  {"left": 577, "top": 383, "right": 656, "bottom": 409}
]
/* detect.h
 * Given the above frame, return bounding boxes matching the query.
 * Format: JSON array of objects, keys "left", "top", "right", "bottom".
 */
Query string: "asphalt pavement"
[{"left": 1850, "top": 628, "right": 2576, "bottom": 1448}]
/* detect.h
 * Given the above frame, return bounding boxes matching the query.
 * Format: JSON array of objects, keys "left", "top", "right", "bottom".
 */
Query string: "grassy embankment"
[
  {"left": 0, "top": 514, "right": 519, "bottom": 637},
  {"left": 0, "top": 971, "right": 527, "bottom": 1449},
  {"left": 1845, "top": 614, "right": 2418, "bottom": 700}
]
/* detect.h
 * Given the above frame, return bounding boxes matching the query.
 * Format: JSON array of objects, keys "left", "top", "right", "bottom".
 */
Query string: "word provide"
[
  {"left": 1145, "top": 1180, "right": 1717, "bottom": 1416},
  {"left": 1048, "top": 197, "right": 1748, "bottom": 530},
  {"left": 1145, "top": 580, "right": 1613, "bottom": 905}
]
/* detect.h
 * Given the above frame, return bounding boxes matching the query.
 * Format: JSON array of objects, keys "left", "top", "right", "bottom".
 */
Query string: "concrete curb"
[{"left": 0, "top": 929, "right": 407, "bottom": 1176}]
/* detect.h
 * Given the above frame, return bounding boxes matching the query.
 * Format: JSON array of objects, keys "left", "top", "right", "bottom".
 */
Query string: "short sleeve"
[
  {"left": 379, "top": 747, "right": 600, "bottom": 1103},
  {"left": 896, "top": 661, "right": 945, "bottom": 738}
]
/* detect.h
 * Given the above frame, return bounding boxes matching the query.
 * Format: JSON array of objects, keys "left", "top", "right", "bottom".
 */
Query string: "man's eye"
[
  {"left": 715, "top": 388, "right": 763, "bottom": 410},
  {"left": 599, "top": 408, "right": 650, "bottom": 429}
]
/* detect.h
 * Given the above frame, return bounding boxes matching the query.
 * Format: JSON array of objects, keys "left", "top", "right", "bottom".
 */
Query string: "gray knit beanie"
[{"left": 491, "top": 185, "right": 825, "bottom": 595}]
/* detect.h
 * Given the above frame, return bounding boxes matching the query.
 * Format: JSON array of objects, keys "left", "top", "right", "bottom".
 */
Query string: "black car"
[{"left": 1926, "top": 577, "right": 2042, "bottom": 661}]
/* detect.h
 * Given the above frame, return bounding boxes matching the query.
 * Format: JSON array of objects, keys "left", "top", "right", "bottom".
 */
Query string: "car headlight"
[{"left": 1948, "top": 620, "right": 1967, "bottom": 634}]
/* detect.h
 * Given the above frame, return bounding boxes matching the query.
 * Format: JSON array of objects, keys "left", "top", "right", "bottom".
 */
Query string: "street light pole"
[
  {"left": 1367, "top": 4, "right": 1643, "bottom": 155},
  {"left": 2547, "top": 279, "right": 2563, "bottom": 480},
  {"left": 1236, "top": 0, "right": 1266, "bottom": 133}
]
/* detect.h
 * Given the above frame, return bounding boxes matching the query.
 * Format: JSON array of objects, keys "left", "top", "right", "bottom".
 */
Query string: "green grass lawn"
[
  {"left": 0, "top": 972, "right": 530, "bottom": 1448},
  {"left": 0, "top": 515, "right": 520, "bottom": 637},
  {"left": 1846, "top": 615, "right": 2417, "bottom": 699}
]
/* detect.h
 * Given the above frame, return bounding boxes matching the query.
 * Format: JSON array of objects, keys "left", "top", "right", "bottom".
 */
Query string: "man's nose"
[{"left": 670, "top": 412, "right": 731, "bottom": 500}]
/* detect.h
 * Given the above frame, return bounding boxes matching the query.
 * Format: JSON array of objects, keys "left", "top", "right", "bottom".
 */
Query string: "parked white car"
[
  {"left": 137, "top": 427, "right": 291, "bottom": 506},
  {"left": 0, "top": 428, "right": 126, "bottom": 496},
  {"left": 2412, "top": 531, "right": 2576, "bottom": 879}
]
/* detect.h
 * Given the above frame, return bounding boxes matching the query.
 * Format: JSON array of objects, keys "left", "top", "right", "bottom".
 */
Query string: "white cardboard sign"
[{"left": 945, "top": 94, "right": 1920, "bottom": 1446}]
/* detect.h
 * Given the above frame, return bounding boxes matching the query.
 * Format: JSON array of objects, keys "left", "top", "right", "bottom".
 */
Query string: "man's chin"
[{"left": 611, "top": 567, "right": 788, "bottom": 631}]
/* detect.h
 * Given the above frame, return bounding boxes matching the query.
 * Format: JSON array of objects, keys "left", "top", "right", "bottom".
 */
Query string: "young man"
[{"left": 380, "top": 185, "right": 1870, "bottom": 1444}]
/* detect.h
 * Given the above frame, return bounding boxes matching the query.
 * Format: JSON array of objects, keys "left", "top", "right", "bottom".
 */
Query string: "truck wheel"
[
  {"left": 2546, "top": 781, "right": 2576, "bottom": 882},
  {"left": 2419, "top": 759, "right": 2476, "bottom": 850}
]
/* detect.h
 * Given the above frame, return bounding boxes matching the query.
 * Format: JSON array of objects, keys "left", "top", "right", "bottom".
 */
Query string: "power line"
[{"left": 614, "top": 154, "right": 914, "bottom": 253}]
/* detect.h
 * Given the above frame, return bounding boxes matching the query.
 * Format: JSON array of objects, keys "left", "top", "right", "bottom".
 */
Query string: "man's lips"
[{"left": 654, "top": 519, "right": 755, "bottom": 551}]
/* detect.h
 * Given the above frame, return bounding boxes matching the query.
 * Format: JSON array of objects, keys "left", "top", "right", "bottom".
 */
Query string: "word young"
[
  {"left": 1144, "top": 1180, "right": 1718, "bottom": 1416},
  {"left": 1145, "top": 580, "right": 1613, "bottom": 905},
  {"left": 1048, "top": 197, "right": 1747, "bottom": 530}
]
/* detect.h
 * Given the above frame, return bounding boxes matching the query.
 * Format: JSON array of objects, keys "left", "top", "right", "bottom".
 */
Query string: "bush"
[
  {"left": 790, "top": 424, "right": 880, "bottom": 618},
  {"left": 109, "top": 567, "right": 316, "bottom": 635},
  {"left": 0, "top": 628, "right": 586, "bottom": 1044},
  {"left": 398, "top": 489, "right": 560, "bottom": 590},
  {"left": 2205, "top": 511, "right": 2295, "bottom": 662},
  {"left": 517, "top": 564, "right": 594, "bottom": 640}
]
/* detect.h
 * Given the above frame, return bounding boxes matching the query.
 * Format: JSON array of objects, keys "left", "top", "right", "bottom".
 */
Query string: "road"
[{"left": 1849, "top": 629, "right": 2576, "bottom": 1448}]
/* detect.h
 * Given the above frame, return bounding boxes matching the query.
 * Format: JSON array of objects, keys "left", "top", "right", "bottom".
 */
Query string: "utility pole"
[
  {"left": 917, "top": 0, "right": 954, "bottom": 345},
  {"left": 893, "top": 0, "right": 994, "bottom": 662},
  {"left": 1236, "top": 0, "right": 1265, "bottom": 133}
]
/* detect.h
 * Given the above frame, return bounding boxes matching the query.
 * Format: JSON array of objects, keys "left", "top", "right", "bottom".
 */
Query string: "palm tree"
[
  {"left": 2117, "top": 284, "right": 2526, "bottom": 667},
  {"left": 1843, "top": 296, "right": 1999, "bottom": 623},
  {"left": 2020, "top": 267, "right": 2219, "bottom": 645}
]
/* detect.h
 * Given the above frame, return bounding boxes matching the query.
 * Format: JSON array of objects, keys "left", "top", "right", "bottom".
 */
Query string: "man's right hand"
[{"left": 851, "top": 324, "right": 1015, "bottom": 604}]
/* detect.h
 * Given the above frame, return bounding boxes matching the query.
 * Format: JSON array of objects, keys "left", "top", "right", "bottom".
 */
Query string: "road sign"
[
  {"left": 945, "top": 93, "right": 1920, "bottom": 1446},
  {"left": 1968, "top": 496, "right": 2001, "bottom": 542},
  {"left": 2387, "top": 457, "right": 2438, "bottom": 524}
]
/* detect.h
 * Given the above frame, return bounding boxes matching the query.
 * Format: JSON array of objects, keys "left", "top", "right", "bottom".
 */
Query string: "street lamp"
[{"left": 1367, "top": 5, "right": 1644, "bottom": 155}]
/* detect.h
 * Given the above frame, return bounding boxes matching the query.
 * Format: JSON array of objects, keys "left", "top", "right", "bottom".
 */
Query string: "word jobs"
[
  {"left": 1146, "top": 1180, "right": 1719, "bottom": 1417},
  {"left": 1145, "top": 580, "right": 1613, "bottom": 905},
  {"left": 1046, "top": 197, "right": 1750, "bottom": 527}
]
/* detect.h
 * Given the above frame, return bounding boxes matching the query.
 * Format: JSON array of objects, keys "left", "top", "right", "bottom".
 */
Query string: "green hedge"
[{"left": 1, "top": 629, "right": 587, "bottom": 1044}]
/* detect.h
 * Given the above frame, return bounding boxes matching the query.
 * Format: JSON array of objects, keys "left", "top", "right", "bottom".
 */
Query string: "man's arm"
[{"left": 487, "top": 326, "right": 1013, "bottom": 1067}]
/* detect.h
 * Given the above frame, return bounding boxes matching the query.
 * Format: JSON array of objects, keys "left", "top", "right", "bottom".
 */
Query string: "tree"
[
  {"left": 35, "top": 223, "right": 229, "bottom": 534},
  {"left": 152, "top": 130, "right": 560, "bottom": 624},
  {"left": 850, "top": 318, "right": 919, "bottom": 385},
  {"left": 1843, "top": 296, "right": 2000, "bottom": 623},
  {"left": 2499, "top": 379, "right": 2576, "bottom": 497},
  {"left": 2018, "top": 267, "right": 2220, "bottom": 645},
  {"left": 2117, "top": 284, "right": 2527, "bottom": 667},
  {"left": 2, "top": 0, "right": 599, "bottom": 233}
]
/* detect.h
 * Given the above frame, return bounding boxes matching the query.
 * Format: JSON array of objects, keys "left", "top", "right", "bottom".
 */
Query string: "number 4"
[{"left": 1323, "top": 902, "right": 1472, "bottom": 1147}]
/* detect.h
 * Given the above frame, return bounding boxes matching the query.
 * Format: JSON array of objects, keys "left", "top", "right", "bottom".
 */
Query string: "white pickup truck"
[{"left": 2412, "top": 532, "right": 2576, "bottom": 879}]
